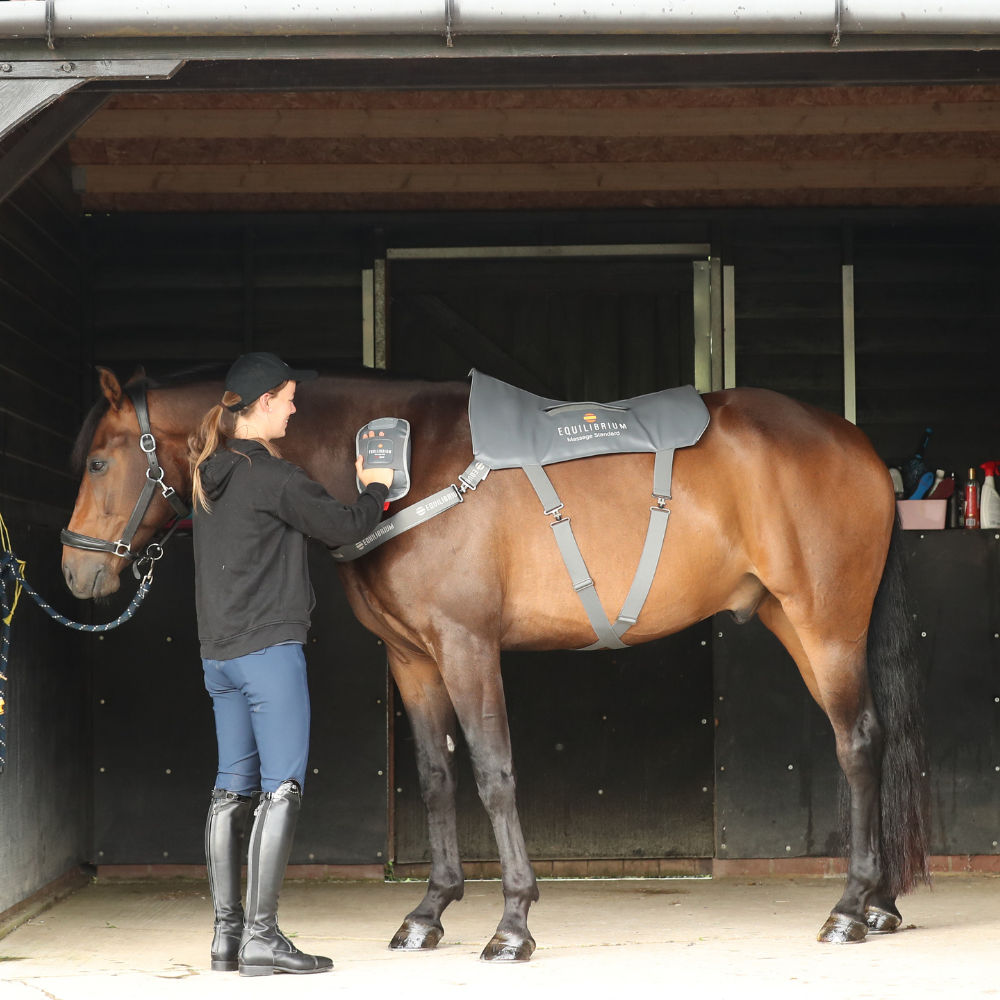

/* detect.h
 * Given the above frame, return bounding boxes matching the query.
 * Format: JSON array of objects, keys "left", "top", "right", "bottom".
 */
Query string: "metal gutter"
[{"left": 1, "top": 0, "right": 998, "bottom": 41}]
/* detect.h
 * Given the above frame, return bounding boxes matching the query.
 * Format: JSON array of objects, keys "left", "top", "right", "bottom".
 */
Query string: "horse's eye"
[{"left": 88, "top": 459, "right": 107, "bottom": 475}]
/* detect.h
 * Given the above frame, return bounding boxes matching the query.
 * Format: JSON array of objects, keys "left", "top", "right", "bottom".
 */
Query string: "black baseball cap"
[{"left": 225, "top": 352, "right": 317, "bottom": 412}]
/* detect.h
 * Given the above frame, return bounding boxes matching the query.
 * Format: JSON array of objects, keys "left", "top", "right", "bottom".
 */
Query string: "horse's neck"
[
  {"left": 153, "top": 373, "right": 470, "bottom": 502},
  {"left": 149, "top": 382, "right": 223, "bottom": 497}
]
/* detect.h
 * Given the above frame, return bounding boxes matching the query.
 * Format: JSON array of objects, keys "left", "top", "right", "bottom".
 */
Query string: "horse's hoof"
[
  {"left": 480, "top": 932, "right": 535, "bottom": 962},
  {"left": 389, "top": 919, "right": 443, "bottom": 951},
  {"left": 865, "top": 905, "right": 902, "bottom": 934},
  {"left": 817, "top": 912, "right": 868, "bottom": 944}
]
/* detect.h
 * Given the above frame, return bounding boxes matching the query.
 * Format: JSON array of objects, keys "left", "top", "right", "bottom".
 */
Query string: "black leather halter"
[{"left": 61, "top": 383, "right": 190, "bottom": 574}]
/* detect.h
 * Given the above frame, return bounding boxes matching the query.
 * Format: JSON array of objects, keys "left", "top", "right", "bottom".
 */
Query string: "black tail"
[{"left": 866, "top": 520, "right": 931, "bottom": 897}]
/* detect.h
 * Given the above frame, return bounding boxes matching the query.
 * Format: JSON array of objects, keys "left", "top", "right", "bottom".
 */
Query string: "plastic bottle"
[
  {"left": 949, "top": 474, "right": 962, "bottom": 528},
  {"left": 889, "top": 467, "right": 904, "bottom": 499},
  {"left": 901, "top": 427, "right": 932, "bottom": 497},
  {"left": 980, "top": 462, "right": 1000, "bottom": 529},
  {"left": 964, "top": 468, "right": 980, "bottom": 529}
]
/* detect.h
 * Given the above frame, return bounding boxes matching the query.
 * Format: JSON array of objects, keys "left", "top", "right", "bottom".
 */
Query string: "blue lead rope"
[{"left": 0, "top": 551, "right": 153, "bottom": 774}]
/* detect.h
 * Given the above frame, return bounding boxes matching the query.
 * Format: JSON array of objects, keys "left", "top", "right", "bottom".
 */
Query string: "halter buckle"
[
  {"left": 146, "top": 467, "right": 176, "bottom": 501},
  {"left": 113, "top": 540, "right": 131, "bottom": 558},
  {"left": 139, "top": 432, "right": 157, "bottom": 454}
]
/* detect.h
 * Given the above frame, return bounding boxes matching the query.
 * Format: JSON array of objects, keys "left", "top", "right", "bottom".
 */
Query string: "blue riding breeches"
[{"left": 202, "top": 643, "right": 310, "bottom": 795}]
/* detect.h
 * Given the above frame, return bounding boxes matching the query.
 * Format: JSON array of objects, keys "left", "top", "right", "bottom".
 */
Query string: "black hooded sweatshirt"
[{"left": 193, "top": 439, "right": 388, "bottom": 659}]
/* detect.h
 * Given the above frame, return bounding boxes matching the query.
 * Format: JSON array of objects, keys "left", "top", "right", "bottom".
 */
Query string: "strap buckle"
[
  {"left": 146, "top": 466, "right": 176, "bottom": 501},
  {"left": 133, "top": 541, "right": 164, "bottom": 582},
  {"left": 113, "top": 540, "right": 131, "bottom": 558},
  {"left": 458, "top": 460, "right": 490, "bottom": 493},
  {"left": 139, "top": 432, "right": 157, "bottom": 454}
]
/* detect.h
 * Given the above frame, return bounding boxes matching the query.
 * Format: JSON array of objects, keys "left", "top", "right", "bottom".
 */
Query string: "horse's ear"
[
  {"left": 125, "top": 364, "right": 146, "bottom": 385},
  {"left": 97, "top": 366, "right": 124, "bottom": 411}
]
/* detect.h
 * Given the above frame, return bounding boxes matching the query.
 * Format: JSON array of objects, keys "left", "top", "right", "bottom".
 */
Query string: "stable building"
[{"left": 2, "top": 1, "right": 1000, "bottom": 928}]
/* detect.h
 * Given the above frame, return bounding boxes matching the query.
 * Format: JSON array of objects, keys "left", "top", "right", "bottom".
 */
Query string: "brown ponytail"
[
  {"left": 188, "top": 383, "right": 288, "bottom": 513},
  {"left": 189, "top": 391, "right": 241, "bottom": 513}
]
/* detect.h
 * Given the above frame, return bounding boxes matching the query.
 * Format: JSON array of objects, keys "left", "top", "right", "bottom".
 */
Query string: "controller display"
[{"left": 356, "top": 417, "right": 411, "bottom": 502}]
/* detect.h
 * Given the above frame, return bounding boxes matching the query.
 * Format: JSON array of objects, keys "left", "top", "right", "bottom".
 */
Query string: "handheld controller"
[{"left": 356, "top": 417, "right": 411, "bottom": 504}]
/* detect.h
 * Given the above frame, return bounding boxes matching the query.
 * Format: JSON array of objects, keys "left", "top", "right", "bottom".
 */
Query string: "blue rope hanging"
[{"left": 0, "top": 550, "right": 153, "bottom": 774}]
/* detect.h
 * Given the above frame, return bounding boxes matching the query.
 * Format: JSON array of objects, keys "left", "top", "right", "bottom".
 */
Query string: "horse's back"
[{"left": 344, "top": 382, "right": 894, "bottom": 652}]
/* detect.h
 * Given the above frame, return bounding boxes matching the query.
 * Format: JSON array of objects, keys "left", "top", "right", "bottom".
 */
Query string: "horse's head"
[{"left": 62, "top": 367, "right": 193, "bottom": 600}]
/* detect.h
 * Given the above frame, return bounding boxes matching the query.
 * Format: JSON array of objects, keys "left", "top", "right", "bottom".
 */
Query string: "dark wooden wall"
[
  {"left": 86, "top": 207, "right": 1000, "bottom": 481},
  {"left": 78, "top": 205, "right": 1000, "bottom": 870},
  {"left": 83, "top": 214, "right": 365, "bottom": 371},
  {"left": 0, "top": 156, "right": 91, "bottom": 915},
  {"left": 725, "top": 219, "right": 846, "bottom": 416},
  {"left": 1, "top": 158, "right": 85, "bottom": 518},
  {"left": 854, "top": 221, "right": 1000, "bottom": 476}
]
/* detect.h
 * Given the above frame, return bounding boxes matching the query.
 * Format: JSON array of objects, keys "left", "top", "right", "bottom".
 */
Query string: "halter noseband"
[{"left": 61, "top": 383, "right": 189, "bottom": 573}]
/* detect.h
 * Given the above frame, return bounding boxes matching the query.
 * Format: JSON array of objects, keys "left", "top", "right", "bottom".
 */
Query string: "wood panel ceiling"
[{"left": 68, "top": 85, "right": 1000, "bottom": 212}]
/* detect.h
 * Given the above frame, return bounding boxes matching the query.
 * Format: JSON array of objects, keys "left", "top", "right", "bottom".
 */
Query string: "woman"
[{"left": 188, "top": 352, "right": 392, "bottom": 977}]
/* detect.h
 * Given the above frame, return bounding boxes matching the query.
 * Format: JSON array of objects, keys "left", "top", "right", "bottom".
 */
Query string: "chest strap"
[{"left": 522, "top": 449, "right": 674, "bottom": 651}]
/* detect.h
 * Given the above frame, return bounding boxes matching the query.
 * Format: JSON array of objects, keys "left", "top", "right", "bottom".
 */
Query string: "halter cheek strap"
[{"left": 61, "top": 384, "right": 189, "bottom": 561}]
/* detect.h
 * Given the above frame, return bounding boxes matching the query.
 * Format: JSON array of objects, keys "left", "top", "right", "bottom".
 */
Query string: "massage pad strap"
[{"left": 523, "top": 449, "right": 674, "bottom": 650}]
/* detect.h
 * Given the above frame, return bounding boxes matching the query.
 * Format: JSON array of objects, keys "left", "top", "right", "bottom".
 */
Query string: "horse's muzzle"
[{"left": 62, "top": 554, "right": 121, "bottom": 600}]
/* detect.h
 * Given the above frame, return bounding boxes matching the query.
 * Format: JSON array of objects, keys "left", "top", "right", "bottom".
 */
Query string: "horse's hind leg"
[
  {"left": 820, "top": 677, "right": 886, "bottom": 943},
  {"left": 437, "top": 633, "right": 538, "bottom": 962},
  {"left": 759, "top": 600, "right": 886, "bottom": 943},
  {"left": 387, "top": 649, "right": 465, "bottom": 951}
]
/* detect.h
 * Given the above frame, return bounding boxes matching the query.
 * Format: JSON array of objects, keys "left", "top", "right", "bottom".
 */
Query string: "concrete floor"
[{"left": 2, "top": 873, "right": 999, "bottom": 999}]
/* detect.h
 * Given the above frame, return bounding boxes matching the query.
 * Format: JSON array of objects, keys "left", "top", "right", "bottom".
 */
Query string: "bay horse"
[{"left": 62, "top": 366, "right": 928, "bottom": 960}]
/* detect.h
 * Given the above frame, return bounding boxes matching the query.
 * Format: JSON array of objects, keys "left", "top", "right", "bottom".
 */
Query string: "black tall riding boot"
[
  {"left": 204, "top": 788, "right": 253, "bottom": 972},
  {"left": 238, "top": 780, "right": 333, "bottom": 977}
]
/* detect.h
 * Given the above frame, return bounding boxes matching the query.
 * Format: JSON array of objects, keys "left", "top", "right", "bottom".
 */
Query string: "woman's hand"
[{"left": 356, "top": 455, "right": 394, "bottom": 489}]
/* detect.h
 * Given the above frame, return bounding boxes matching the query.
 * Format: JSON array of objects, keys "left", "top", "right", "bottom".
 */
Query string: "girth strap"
[
  {"left": 548, "top": 516, "right": 627, "bottom": 650},
  {"left": 523, "top": 449, "right": 675, "bottom": 651}
]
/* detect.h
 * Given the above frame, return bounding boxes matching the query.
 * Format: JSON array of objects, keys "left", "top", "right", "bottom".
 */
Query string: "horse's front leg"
[
  {"left": 439, "top": 634, "right": 538, "bottom": 962},
  {"left": 388, "top": 650, "right": 465, "bottom": 951}
]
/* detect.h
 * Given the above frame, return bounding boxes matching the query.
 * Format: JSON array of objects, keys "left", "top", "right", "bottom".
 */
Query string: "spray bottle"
[
  {"left": 964, "top": 468, "right": 981, "bottom": 529},
  {"left": 980, "top": 462, "right": 1000, "bottom": 529}
]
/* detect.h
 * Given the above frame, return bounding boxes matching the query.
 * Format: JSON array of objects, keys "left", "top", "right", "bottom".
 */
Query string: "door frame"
[
  {"left": 366, "top": 239, "right": 727, "bottom": 868},
  {"left": 362, "top": 242, "right": 727, "bottom": 393}
]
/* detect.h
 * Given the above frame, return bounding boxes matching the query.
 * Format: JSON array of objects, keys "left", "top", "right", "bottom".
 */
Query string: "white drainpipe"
[{"left": 0, "top": 0, "right": 998, "bottom": 40}]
